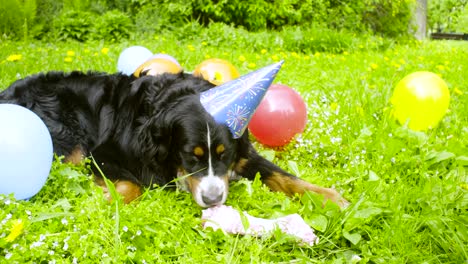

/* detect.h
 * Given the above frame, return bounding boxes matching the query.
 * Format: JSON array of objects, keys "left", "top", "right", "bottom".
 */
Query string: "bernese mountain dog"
[{"left": 0, "top": 71, "right": 348, "bottom": 207}]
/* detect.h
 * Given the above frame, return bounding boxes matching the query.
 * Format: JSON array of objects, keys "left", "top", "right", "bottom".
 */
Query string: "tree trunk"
[{"left": 413, "top": 0, "right": 427, "bottom": 40}]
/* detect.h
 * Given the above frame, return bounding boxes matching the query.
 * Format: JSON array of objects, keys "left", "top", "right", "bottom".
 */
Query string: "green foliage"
[
  {"left": 133, "top": 0, "right": 193, "bottom": 33},
  {"left": 428, "top": 0, "right": 468, "bottom": 32},
  {"left": 53, "top": 11, "right": 94, "bottom": 42},
  {"left": 455, "top": 4, "right": 468, "bottom": 32},
  {"left": 0, "top": 0, "right": 418, "bottom": 41},
  {"left": 0, "top": 0, "right": 37, "bottom": 39},
  {"left": 92, "top": 10, "right": 133, "bottom": 42}
]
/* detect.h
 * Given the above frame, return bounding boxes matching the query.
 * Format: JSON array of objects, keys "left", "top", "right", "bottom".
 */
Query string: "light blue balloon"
[
  {"left": 0, "top": 104, "right": 53, "bottom": 200},
  {"left": 117, "top": 46, "right": 153, "bottom": 75}
]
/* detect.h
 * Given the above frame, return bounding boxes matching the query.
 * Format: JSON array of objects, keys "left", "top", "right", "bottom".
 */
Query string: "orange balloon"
[
  {"left": 193, "top": 58, "right": 240, "bottom": 85},
  {"left": 133, "top": 58, "right": 182, "bottom": 77}
]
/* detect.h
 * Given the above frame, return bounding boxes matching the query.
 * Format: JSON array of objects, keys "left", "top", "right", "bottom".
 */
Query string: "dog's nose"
[{"left": 202, "top": 193, "right": 223, "bottom": 206}]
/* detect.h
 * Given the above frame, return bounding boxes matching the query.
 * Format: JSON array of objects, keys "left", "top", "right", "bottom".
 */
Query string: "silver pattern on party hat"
[{"left": 200, "top": 61, "right": 284, "bottom": 138}]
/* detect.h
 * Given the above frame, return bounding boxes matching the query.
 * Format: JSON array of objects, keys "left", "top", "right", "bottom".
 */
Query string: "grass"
[{"left": 0, "top": 33, "right": 467, "bottom": 263}]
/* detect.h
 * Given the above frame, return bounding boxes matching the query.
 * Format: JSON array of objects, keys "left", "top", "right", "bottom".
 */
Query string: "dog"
[{"left": 0, "top": 71, "right": 348, "bottom": 207}]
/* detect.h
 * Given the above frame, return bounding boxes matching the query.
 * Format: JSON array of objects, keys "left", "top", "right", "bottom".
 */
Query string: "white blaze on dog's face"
[{"left": 178, "top": 123, "right": 237, "bottom": 207}]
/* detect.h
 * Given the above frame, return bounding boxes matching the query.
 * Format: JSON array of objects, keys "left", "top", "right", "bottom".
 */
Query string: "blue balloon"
[
  {"left": 117, "top": 46, "right": 153, "bottom": 75},
  {"left": 0, "top": 104, "right": 53, "bottom": 200}
]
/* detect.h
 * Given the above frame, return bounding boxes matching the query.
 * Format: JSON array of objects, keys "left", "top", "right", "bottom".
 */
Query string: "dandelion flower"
[
  {"left": 271, "top": 55, "right": 279, "bottom": 61},
  {"left": 101, "top": 48, "right": 109, "bottom": 55},
  {"left": 238, "top": 55, "right": 246, "bottom": 62},
  {"left": 247, "top": 62, "right": 256, "bottom": 69},
  {"left": 330, "top": 102, "right": 338, "bottom": 111},
  {"left": 6, "top": 54, "right": 22, "bottom": 62},
  {"left": 454, "top": 87, "right": 463, "bottom": 95},
  {"left": 5, "top": 219, "right": 24, "bottom": 242},
  {"left": 66, "top": 50, "right": 75, "bottom": 57},
  {"left": 64, "top": 57, "right": 73, "bottom": 63}
]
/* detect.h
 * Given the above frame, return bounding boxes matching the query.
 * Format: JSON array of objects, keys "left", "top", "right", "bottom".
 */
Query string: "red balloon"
[{"left": 249, "top": 84, "right": 307, "bottom": 147}]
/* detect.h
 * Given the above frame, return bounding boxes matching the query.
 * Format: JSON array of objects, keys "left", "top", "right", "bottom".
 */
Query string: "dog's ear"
[{"left": 136, "top": 112, "right": 175, "bottom": 163}]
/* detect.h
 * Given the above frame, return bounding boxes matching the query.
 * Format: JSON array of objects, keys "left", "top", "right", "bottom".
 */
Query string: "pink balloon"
[{"left": 249, "top": 84, "right": 307, "bottom": 147}]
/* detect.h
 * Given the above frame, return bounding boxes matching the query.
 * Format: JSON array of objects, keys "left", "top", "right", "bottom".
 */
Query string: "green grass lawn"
[{"left": 0, "top": 36, "right": 467, "bottom": 263}]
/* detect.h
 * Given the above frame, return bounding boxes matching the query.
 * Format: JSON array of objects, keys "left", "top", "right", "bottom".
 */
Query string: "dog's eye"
[
  {"left": 193, "top": 146, "right": 205, "bottom": 160},
  {"left": 216, "top": 144, "right": 225, "bottom": 156}
]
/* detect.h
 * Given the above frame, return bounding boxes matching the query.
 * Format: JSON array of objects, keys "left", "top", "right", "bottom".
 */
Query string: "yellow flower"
[
  {"left": 261, "top": 49, "right": 267, "bottom": 54},
  {"left": 271, "top": 54, "right": 279, "bottom": 61},
  {"left": 343, "top": 51, "right": 349, "bottom": 55},
  {"left": 304, "top": 55, "right": 310, "bottom": 60},
  {"left": 454, "top": 87, "right": 463, "bottom": 95},
  {"left": 201, "top": 41, "right": 208, "bottom": 46},
  {"left": 187, "top": 45, "right": 195, "bottom": 51},
  {"left": 314, "top": 52, "right": 320, "bottom": 57},
  {"left": 67, "top": 50, "right": 75, "bottom": 57},
  {"left": 101, "top": 47, "right": 109, "bottom": 55},
  {"left": 5, "top": 219, "right": 24, "bottom": 242},
  {"left": 64, "top": 57, "right": 73, "bottom": 62},
  {"left": 356, "top": 106, "right": 364, "bottom": 116},
  {"left": 370, "top": 63, "right": 378, "bottom": 70},
  {"left": 238, "top": 55, "right": 246, "bottom": 62},
  {"left": 398, "top": 59, "right": 406, "bottom": 65},
  {"left": 247, "top": 62, "right": 256, "bottom": 69},
  {"left": 384, "top": 57, "right": 389, "bottom": 61},
  {"left": 204, "top": 54, "right": 211, "bottom": 59},
  {"left": 436, "top": 65, "right": 445, "bottom": 71},
  {"left": 6, "top": 54, "right": 22, "bottom": 62},
  {"left": 330, "top": 102, "right": 338, "bottom": 111}
]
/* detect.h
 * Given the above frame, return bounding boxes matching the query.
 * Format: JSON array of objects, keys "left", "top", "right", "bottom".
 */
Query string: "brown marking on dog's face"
[
  {"left": 185, "top": 175, "right": 201, "bottom": 197},
  {"left": 64, "top": 146, "right": 85, "bottom": 165},
  {"left": 263, "top": 172, "right": 350, "bottom": 208},
  {"left": 234, "top": 158, "right": 249, "bottom": 174},
  {"left": 193, "top": 146, "right": 204, "bottom": 157},
  {"left": 216, "top": 144, "right": 225, "bottom": 155}
]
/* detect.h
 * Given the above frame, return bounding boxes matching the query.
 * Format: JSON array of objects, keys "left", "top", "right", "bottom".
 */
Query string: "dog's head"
[
  {"left": 134, "top": 74, "right": 241, "bottom": 207},
  {"left": 174, "top": 110, "right": 238, "bottom": 207}
]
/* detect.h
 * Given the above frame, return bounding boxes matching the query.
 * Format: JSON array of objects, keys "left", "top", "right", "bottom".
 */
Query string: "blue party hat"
[{"left": 200, "top": 61, "right": 284, "bottom": 138}]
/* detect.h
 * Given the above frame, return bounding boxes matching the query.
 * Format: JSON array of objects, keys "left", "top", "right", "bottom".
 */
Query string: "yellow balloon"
[
  {"left": 391, "top": 71, "right": 450, "bottom": 131},
  {"left": 193, "top": 58, "right": 240, "bottom": 85}
]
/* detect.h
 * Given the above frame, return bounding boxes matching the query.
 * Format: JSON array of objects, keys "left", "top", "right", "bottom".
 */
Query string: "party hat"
[{"left": 200, "top": 61, "right": 284, "bottom": 138}]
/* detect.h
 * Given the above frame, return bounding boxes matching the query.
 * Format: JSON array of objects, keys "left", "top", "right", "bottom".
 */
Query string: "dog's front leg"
[{"left": 235, "top": 149, "right": 349, "bottom": 208}]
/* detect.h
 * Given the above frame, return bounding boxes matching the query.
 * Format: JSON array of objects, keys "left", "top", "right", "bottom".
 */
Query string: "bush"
[
  {"left": 53, "top": 11, "right": 94, "bottom": 41},
  {"left": 91, "top": 10, "right": 133, "bottom": 42},
  {"left": 0, "top": 0, "right": 37, "bottom": 40},
  {"left": 428, "top": 0, "right": 468, "bottom": 32},
  {"left": 0, "top": 0, "right": 434, "bottom": 41}
]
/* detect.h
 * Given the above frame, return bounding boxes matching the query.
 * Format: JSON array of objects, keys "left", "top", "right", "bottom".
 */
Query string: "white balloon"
[
  {"left": 117, "top": 46, "right": 153, "bottom": 75},
  {"left": 0, "top": 104, "right": 53, "bottom": 200}
]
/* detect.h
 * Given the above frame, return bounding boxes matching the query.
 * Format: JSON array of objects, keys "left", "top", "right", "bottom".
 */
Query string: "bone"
[{"left": 201, "top": 205, "right": 317, "bottom": 246}]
